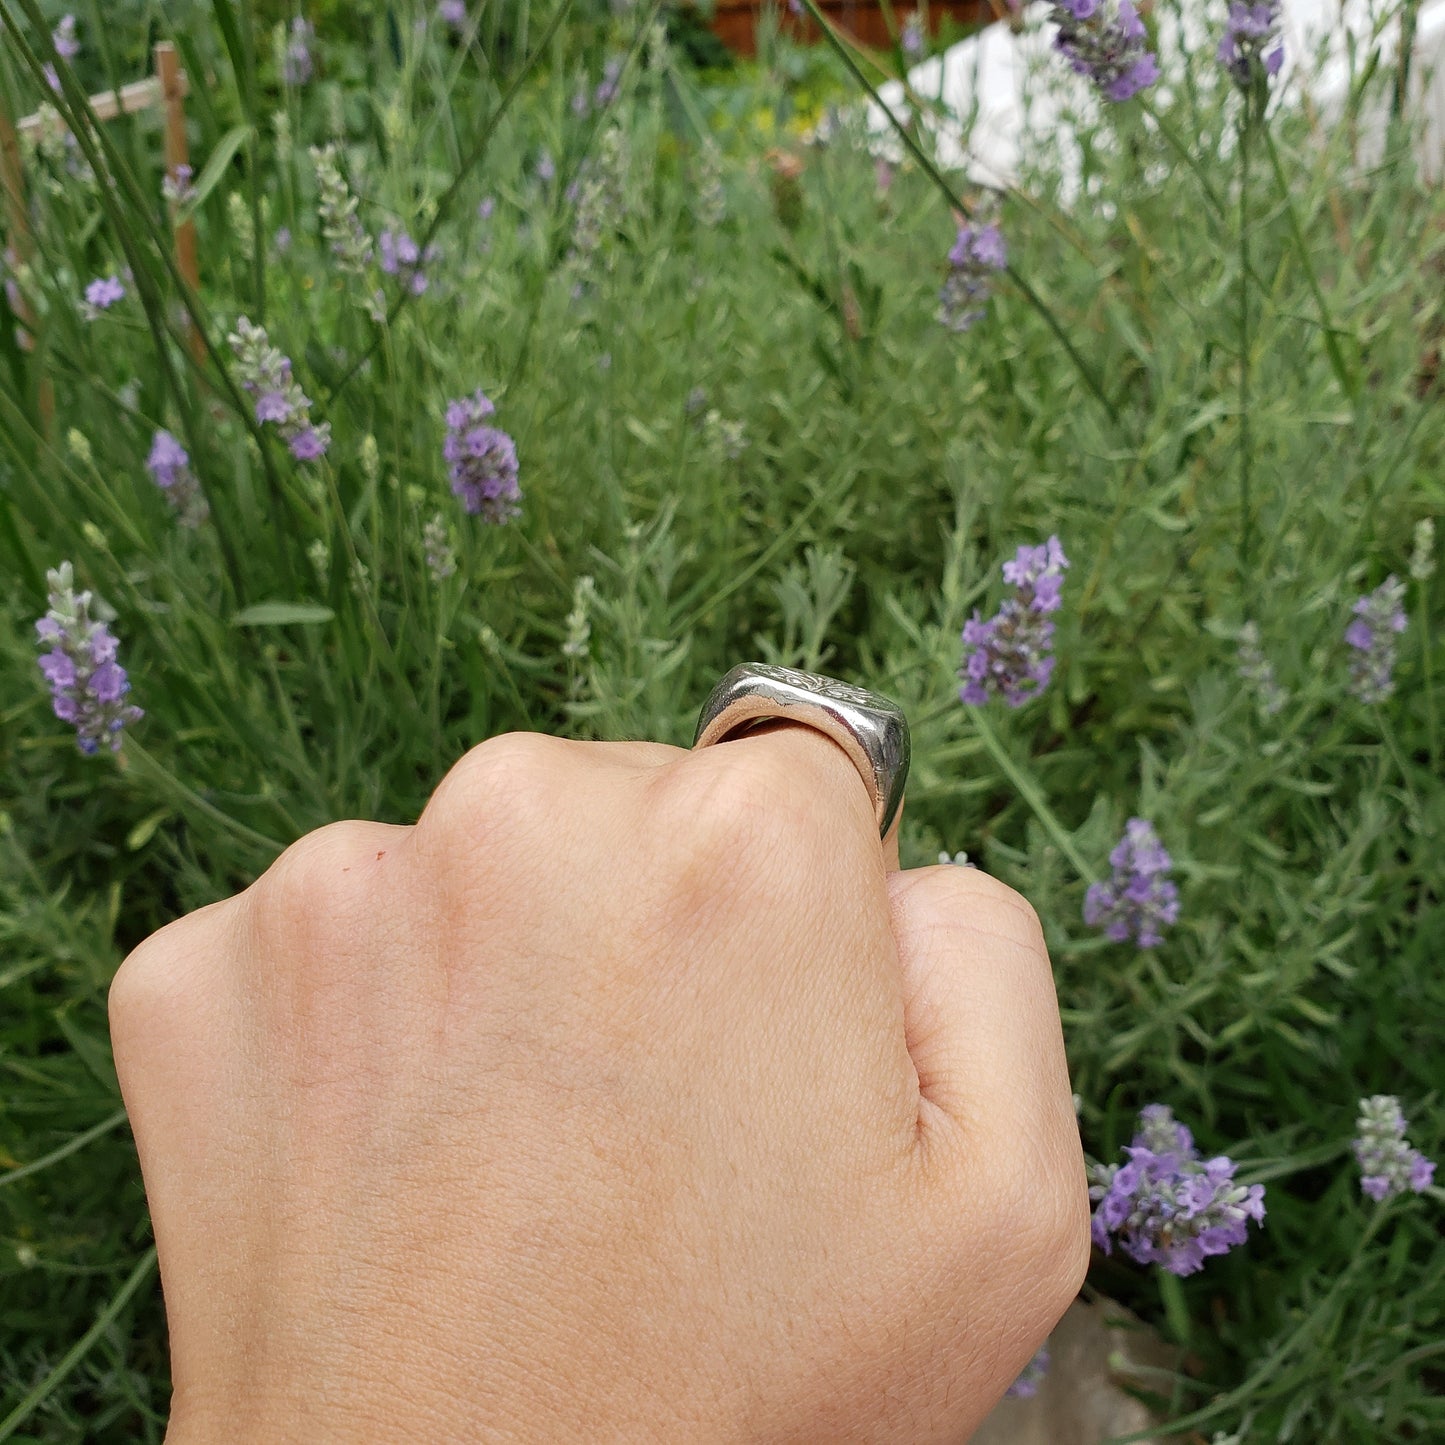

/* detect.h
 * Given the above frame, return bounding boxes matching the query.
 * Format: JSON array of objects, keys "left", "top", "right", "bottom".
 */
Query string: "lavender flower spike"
[
  {"left": 227, "top": 316, "right": 331, "bottom": 463},
  {"left": 82, "top": 275, "right": 125, "bottom": 319},
  {"left": 146, "top": 429, "right": 209, "bottom": 528},
  {"left": 1048, "top": 1, "right": 1159, "bottom": 102},
  {"left": 1219, "top": 3, "right": 1284, "bottom": 89},
  {"left": 1353, "top": 1096, "right": 1436, "bottom": 1201},
  {"left": 53, "top": 14, "right": 80, "bottom": 59},
  {"left": 310, "top": 144, "right": 374, "bottom": 276},
  {"left": 443, "top": 389, "right": 521, "bottom": 524},
  {"left": 282, "top": 18, "right": 314, "bottom": 86},
  {"left": 958, "top": 535, "right": 1068, "bottom": 706},
  {"left": 938, "top": 222, "right": 1007, "bottom": 333},
  {"left": 1089, "top": 1104, "right": 1266, "bottom": 1276},
  {"left": 1345, "top": 575, "right": 1407, "bottom": 703},
  {"left": 35, "top": 562, "right": 143, "bottom": 755},
  {"left": 379, "top": 229, "right": 441, "bottom": 296},
  {"left": 1084, "top": 817, "right": 1180, "bottom": 948}
]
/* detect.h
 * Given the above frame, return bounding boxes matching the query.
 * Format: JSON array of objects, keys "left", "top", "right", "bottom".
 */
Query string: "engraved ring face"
[{"left": 691, "top": 663, "right": 911, "bottom": 841}]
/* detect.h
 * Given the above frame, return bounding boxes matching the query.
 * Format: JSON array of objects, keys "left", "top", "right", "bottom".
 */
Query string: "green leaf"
[
  {"left": 53, "top": 1007, "right": 119, "bottom": 1097},
  {"left": 125, "top": 808, "right": 172, "bottom": 852},
  {"left": 231, "top": 602, "right": 336, "bottom": 627},
  {"left": 178, "top": 124, "right": 252, "bottom": 219}
]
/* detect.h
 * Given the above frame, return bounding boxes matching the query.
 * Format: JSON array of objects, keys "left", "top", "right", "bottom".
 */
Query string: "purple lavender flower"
[
  {"left": 146, "top": 429, "right": 208, "bottom": 528},
  {"left": 1048, "top": 0, "right": 1159, "bottom": 102},
  {"left": 34, "top": 562, "right": 143, "bottom": 756},
  {"left": 437, "top": 0, "right": 468, "bottom": 28},
  {"left": 478, "top": 196, "right": 495, "bottom": 222},
  {"left": 536, "top": 149, "right": 556, "bottom": 184},
  {"left": 282, "top": 18, "right": 314, "bottom": 86},
  {"left": 379, "top": 229, "right": 440, "bottom": 296},
  {"left": 162, "top": 163, "right": 195, "bottom": 207},
  {"left": 901, "top": 14, "right": 924, "bottom": 58},
  {"left": 1005, "top": 1343, "right": 1049, "bottom": 1399},
  {"left": 227, "top": 316, "right": 330, "bottom": 463},
  {"left": 82, "top": 275, "right": 125, "bottom": 319},
  {"left": 1235, "top": 620, "right": 1286, "bottom": 717},
  {"left": 938, "top": 221, "right": 1007, "bottom": 332},
  {"left": 274, "top": 225, "right": 293, "bottom": 255},
  {"left": 594, "top": 56, "right": 624, "bottom": 108},
  {"left": 310, "top": 144, "right": 373, "bottom": 276},
  {"left": 53, "top": 14, "right": 80, "bottom": 60},
  {"left": 422, "top": 512, "right": 457, "bottom": 580},
  {"left": 443, "top": 389, "right": 521, "bottom": 523},
  {"left": 44, "top": 62, "right": 61, "bottom": 92},
  {"left": 1345, "top": 575, "right": 1407, "bottom": 703},
  {"left": 1353, "top": 1096, "right": 1437, "bottom": 1202},
  {"left": 958, "top": 535, "right": 1067, "bottom": 706},
  {"left": 288, "top": 426, "right": 328, "bottom": 461},
  {"left": 1084, "top": 817, "right": 1180, "bottom": 948},
  {"left": 1089, "top": 1104, "right": 1266, "bottom": 1276},
  {"left": 1219, "top": 2, "right": 1284, "bottom": 88}
]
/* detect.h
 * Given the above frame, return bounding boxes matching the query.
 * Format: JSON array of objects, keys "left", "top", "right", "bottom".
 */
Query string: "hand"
[{"left": 110, "top": 725, "right": 1088, "bottom": 1443}]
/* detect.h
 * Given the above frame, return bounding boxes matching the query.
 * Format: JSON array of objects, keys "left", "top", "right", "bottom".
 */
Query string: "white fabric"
[{"left": 862, "top": 0, "right": 1445, "bottom": 199}]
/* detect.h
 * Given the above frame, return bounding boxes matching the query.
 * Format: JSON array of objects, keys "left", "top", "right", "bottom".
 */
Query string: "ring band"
[{"left": 691, "top": 663, "right": 911, "bottom": 841}]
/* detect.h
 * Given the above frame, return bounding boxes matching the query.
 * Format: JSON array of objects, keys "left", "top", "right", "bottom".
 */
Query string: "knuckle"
[
  {"left": 655, "top": 749, "right": 803, "bottom": 881},
  {"left": 109, "top": 901, "right": 231, "bottom": 1044},
  {"left": 253, "top": 819, "right": 381, "bottom": 921},
  {"left": 416, "top": 731, "right": 564, "bottom": 856}
]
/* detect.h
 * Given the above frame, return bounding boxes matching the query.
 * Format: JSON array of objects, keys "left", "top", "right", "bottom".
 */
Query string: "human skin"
[{"left": 109, "top": 722, "right": 1090, "bottom": 1443}]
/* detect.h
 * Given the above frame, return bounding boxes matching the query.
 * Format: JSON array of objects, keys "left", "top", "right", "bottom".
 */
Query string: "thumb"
[{"left": 886, "top": 864, "right": 1082, "bottom": 1171}]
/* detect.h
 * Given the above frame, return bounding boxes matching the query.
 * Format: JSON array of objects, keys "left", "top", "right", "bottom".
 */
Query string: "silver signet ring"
[{"left": 691, "top": 663, "right": 911, "bottom": 841}]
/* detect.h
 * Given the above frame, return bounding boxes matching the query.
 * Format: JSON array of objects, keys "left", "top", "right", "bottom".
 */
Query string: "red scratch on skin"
[{"left": 376, "top": 850, "right": 386, "bottom": 859}]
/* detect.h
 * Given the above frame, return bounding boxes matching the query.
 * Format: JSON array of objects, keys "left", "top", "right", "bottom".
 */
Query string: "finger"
[
  {"left": 883, "top": 794, "right": 904, "bottom": 872},
  {"left": 885, "top": 863, "right": 1080, "bottom": 1173},
  {"left": 703, "top": 718, "right": 893, "bottom": 867}
]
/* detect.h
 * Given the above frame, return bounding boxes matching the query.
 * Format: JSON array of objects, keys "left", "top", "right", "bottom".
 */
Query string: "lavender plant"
[
  {"left": 1084, "top": 818, "right": 1180, "bottom": 948},
  {"left": 227, "top": 316, "right": 331, "bottom": 462},
  {"left": 146, "top": 429, "right": 209, "bottom": 528},
  {"left": 1345, "top": 576, "right": 1407, "bottom": 703},
  {"left": 937, "top": 221, "right": 1006, "bottom": 333},
  {"left": 957, "top": 537, "right": 1067, "bottom": 706},
  {"left": 1353, "top": 1097, "right": 1436, "bottom": 1201},
  {"left": 1047, "top": 0, "right": 1159, "bottom": 101},
  {"left": 443, "top": 389, "right": 521, "bottom": 522},
  {"left": 34, "top": 562, "right": 143, "bottom": 755},
  {"left": 1089, "top": 1105, "right": 1266, "bottom": 1275}
]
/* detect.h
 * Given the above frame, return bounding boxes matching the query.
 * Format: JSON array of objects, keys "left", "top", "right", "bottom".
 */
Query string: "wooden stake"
[
  {"left": 0, "top": 93, "right": 53, "bottom": 432},
  {"left": 155, "top": 41, "right": 204, "bottom": 368}
]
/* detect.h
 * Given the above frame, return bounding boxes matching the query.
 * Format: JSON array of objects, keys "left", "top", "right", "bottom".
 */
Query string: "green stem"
[
  {"left": 0, "top": 1246, "right": 158, "bottom": 1441},
  {"left": 0, "top": 1108, "right": 128, "bottom": 1190},
  {"left": 1115, "top": 1204, "right": 1393, "bottom": 1442},
  {"left": 1238, "top": 105, "right": 1253, "bottom": 589},
  {"left": 968, "top": 709, "right": 1096, "bottom": 884},
  {"left": 1419, "top": 583, "right": 1440, "bottom": 771},
  {"left": 323, "top": 0, "right": 586, "bottom": 406},
  {"left": 798, "top": 0, "right": 1119, "bottom": 425},
  {"left": 123, "top": 739, "right": 285, "bottom": 857},
  {"left": 1259, "top": 123, "right": 1359, "bottom": 410},
  {"left": 1138, "top": 96, "right": 1226, "bottom": 217}
]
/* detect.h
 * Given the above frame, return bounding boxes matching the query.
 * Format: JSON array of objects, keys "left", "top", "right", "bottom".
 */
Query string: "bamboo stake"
[
  {"left": 0, "top": 91, "right": 53, "bottom": 430},
  {"left": 16, "top": 72, "right": 182, "bottom": 138},
  {"left": 155, "top": 41, "right": 204, "bottom": 368}
]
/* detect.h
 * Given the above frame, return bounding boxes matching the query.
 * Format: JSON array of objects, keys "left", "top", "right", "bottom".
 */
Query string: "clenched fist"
[{"left": 110, "top": 724, "right": 1088, "bottom": 1443}]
